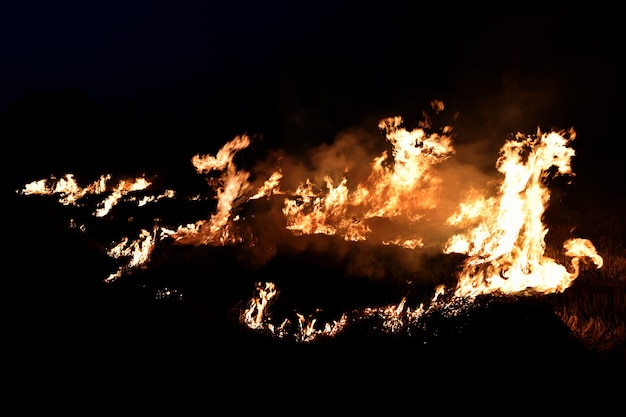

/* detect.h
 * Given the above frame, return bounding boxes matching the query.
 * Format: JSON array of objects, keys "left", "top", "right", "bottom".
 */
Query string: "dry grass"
[
  {"left": 548, "top": 280, "right": 626, "bottom": 363},
  {"left": 543, "top": 191, "right": 626, "bottom": 365}
]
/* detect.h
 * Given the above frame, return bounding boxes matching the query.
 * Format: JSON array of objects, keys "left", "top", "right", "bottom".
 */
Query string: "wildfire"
[
  {"left": 242, "top": 281, "right": 348, "bottom": 343},
  {"left": 282, "top": 110, "right": 455, "bottom": 245},
  {"left": 16, "top": 101, "right": 604, "bottom": 342},
  {"left": 443, "top": 129, "right": 603, "bottom": 298},
  {"left": 237, "top": 127, "right": 604, "bottom": 342},
  {"left": 173, "top": 135, "right": 255, "bottom": 246}
]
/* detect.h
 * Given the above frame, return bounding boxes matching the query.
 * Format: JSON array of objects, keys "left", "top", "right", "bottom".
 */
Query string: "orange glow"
[
  {"left": 443, "top": 129, "right": 602, "bottom": 298},
  {"left": 16, "top": 102, "right": 604, "bottom": 342},
  {"left": 239, "top": 127, "right": 603, "bottom": 341},
  {"left": 282, "top": 102, "right": 454, "bottom": 246}
]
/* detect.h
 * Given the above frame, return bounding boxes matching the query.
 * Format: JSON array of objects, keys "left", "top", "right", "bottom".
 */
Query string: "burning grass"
[
  {"left": 543, "top": 194, "right": 626, "bottom": 365},
  {"left": 13, "top": 103, "right": 626, "bottom": 369}
]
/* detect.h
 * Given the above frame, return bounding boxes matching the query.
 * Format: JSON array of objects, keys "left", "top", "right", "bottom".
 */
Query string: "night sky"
[
  {"left": 4, "top": 1, "right": 625, "bottom": 398},
  {"left": 3, "top": 3, "right": 622, "bottom": 171}
]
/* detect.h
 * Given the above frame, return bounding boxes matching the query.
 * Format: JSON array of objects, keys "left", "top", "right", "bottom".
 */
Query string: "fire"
[
  {"left": 173, "top": 135, "right": 255, "bottom": 245},
  {"left": 239, "top": 127, "right": 603, "bottom": 342},
  {"left": 18, "top": 173, "right": 178, "bottom": 282},
  {"left": 105, "top": 227, "right": 158, "bottom": 282},
  {"left": 240, "top": 280, "right": 473, "bottom": 342},
  {"left": 282, "top": 104, "right": 455, "bottom": 246},
  {"left": 242, "top": 281, "right": 348, "bottom": 342},
  {"left": 19, "top": 173, "right": 170, "bottom": 217},
  {"left": 16, "top": 102, "right": 604, "bottom": 343},
  {"left": 443, "top": 129, "right": 602, "bottom": 298},
  {"left": 21, "top": 173, "right": 109, "bottom": 205}
]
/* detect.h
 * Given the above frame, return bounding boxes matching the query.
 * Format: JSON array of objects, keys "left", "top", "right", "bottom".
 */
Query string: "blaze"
[
  {"left": 283, "top": 102, "right": 455, "bottom": 246},
  {"left": 173, "top": 135, "right": 254, "bottom": 245},
  {"left": 444, "top": 129, "right": 603, "bottom": 298},
  {"left": 16, "top": 102, "right": 605, "bottom": 343},
  {"left": 18, "top": 173, "right": 171, "bottom": 217},
  {"left": 242, "top": 281, "right": 348, "bottom": 342},
  {"left": 239, "top": 127, "right": 604, "bottom": 342}
]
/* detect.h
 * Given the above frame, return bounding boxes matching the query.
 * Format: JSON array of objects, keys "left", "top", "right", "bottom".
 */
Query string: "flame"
[
  {"left": 444, "top": 129, "right": 602, "bottom": 298},
  {"left": 243, "top": 281, "right": 280, "bottom": 330},
  {"left": 173, "top": 135, "right": 285, "bottom": 246},
  {"left": 249, "top": 170, "right": 284, "bottom": 200},
  {"left": 241, "top": 281, "right": 348, "bottom": 342},
  {"left": 18, "top": 173, "right": 171, "bottom": 217},
  {"left": 173, "top": 135, "right": 253, "bottom": 245},
  {"left": 239, "top": 127, "right": 604, "bottom": 342},
  {"left": 282, "top": 102, "right": 455, "bottom": 245},
  {"left": 105, "top": 227, "right": 158, "bottom": 282},
  {"left": 239, "top": 280, "right": 474, "bottom": 342},
  {"left": 17, "top": 102, "right": 606, "bottom": 344},
  {"left": 21, "top": 173, "right": 109, "bottom": 206},
  {"left": 17, "top": 172, "right": 178, "bottom": 282}
]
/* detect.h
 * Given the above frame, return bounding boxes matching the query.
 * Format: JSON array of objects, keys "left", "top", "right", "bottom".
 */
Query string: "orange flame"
[
  {"left": 173, "top": 135, "right": 253, "bottom": 245},
  {"left": 242, "top": 281, "right": 349, "bottom": 342},
  {"left": 240, "top": 127, "right": 604, "bottom": 342},
  {"left": 283, "top": 102, "right": 454, "bottom": 246},
  {"left": 17, "top": 103, "right": 605, "bottom": 343},
  {"left": 444, "top": 129, "right": 602, "bottom": 298},
  {"left": 18, "top": 173, "right": 171, "bottom": 217}
]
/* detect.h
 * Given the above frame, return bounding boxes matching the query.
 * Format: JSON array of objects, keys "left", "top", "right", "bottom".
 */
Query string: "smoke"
[
  {"left": 14, "top": 89, "right": 580, "bottom": 290},
  {"left": 233, "top": 104, "right": 500, "bottom": 284},
  {"left": 448, "top": 70, "right": 573, "bottom": 170},
  {"left": 234, "top": 74, "right": 587, "bottom": 286}
]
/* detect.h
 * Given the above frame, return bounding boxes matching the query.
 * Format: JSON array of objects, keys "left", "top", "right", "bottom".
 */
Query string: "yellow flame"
[
  {"left": 18, "top": 103, "right": 605, "bottom": 342},
  {"left": 250, "top": 170, "right": 284, "bottom": 200},
  {"left": 17, "top": 173, "right": 167, "bottom": 218},
  {"left": 20, "top": 173, "right": 110, "bottom": 205},
  {"left": 174, "top": 135, "right": 255, "bottom": 245},
  {"left": 241, "top": 281, "right": 348, "bottom": 342},
  {"left": 240, "top": 126, "right": 604, "bottom": 342},
  {"left": 444, "top": 129, "right": 602, "bottom": 298},
  {"left": 105, "top": 227, "right": 157, "bottom": 283},
  {"left": 283, "top": 108, "right": 454, "bottom": 243},
  {"left": 94, "top": 177, "right": 152, "bottom": 217}
]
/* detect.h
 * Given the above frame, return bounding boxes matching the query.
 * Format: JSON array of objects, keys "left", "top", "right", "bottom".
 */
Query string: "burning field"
[{"left": 10, "top": 99, "right": 625, "bottom": 384}]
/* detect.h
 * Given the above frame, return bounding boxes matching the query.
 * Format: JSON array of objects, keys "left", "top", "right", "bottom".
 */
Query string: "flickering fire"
[
  {"left": 443, "top": 129, "right": 603, "bottom": 298},
  {"left": 236, "top": 127, "right": 603, "bottom": 341},
  {"left": 243, "top": 281, "right": 348, "bottom": 342},
  {"left": 16, "top": 101, "right": 603, "bottom": 342},
  {"left": 282, "top": 112, "right": 454, "bottom": 245},
  {"left": 19, "top": 172, "right": 173, "bottom": 217},
  {"left": 173, "top": 135, "right": 255, "bottom": 246}
]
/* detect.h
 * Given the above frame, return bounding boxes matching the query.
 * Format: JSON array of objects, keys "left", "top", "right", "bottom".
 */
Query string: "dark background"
[
  {"left": 3, "top": 2, "right": 622, "bottom": 181},
  {"left": 4, "top": 1, "right": 625, "bottom": 398}
]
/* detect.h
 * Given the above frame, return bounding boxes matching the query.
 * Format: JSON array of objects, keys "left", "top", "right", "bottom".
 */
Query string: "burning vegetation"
[{"left": 16, "top": 100, "right": 623, "bottom": 361}]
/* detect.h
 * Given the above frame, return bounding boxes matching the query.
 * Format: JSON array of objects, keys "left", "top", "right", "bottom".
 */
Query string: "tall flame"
[
  {"left": 173, "top": 135, "right": 254, "bottom": 245},
  {"left": 239, "top": 127, "right": 604, "bottom": 342},
  {"left": 16, "top": 102, "right": 605, "bottom": 343},
  {"left": 444, "top": 128, "right": 602, "bottom": 298}
]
